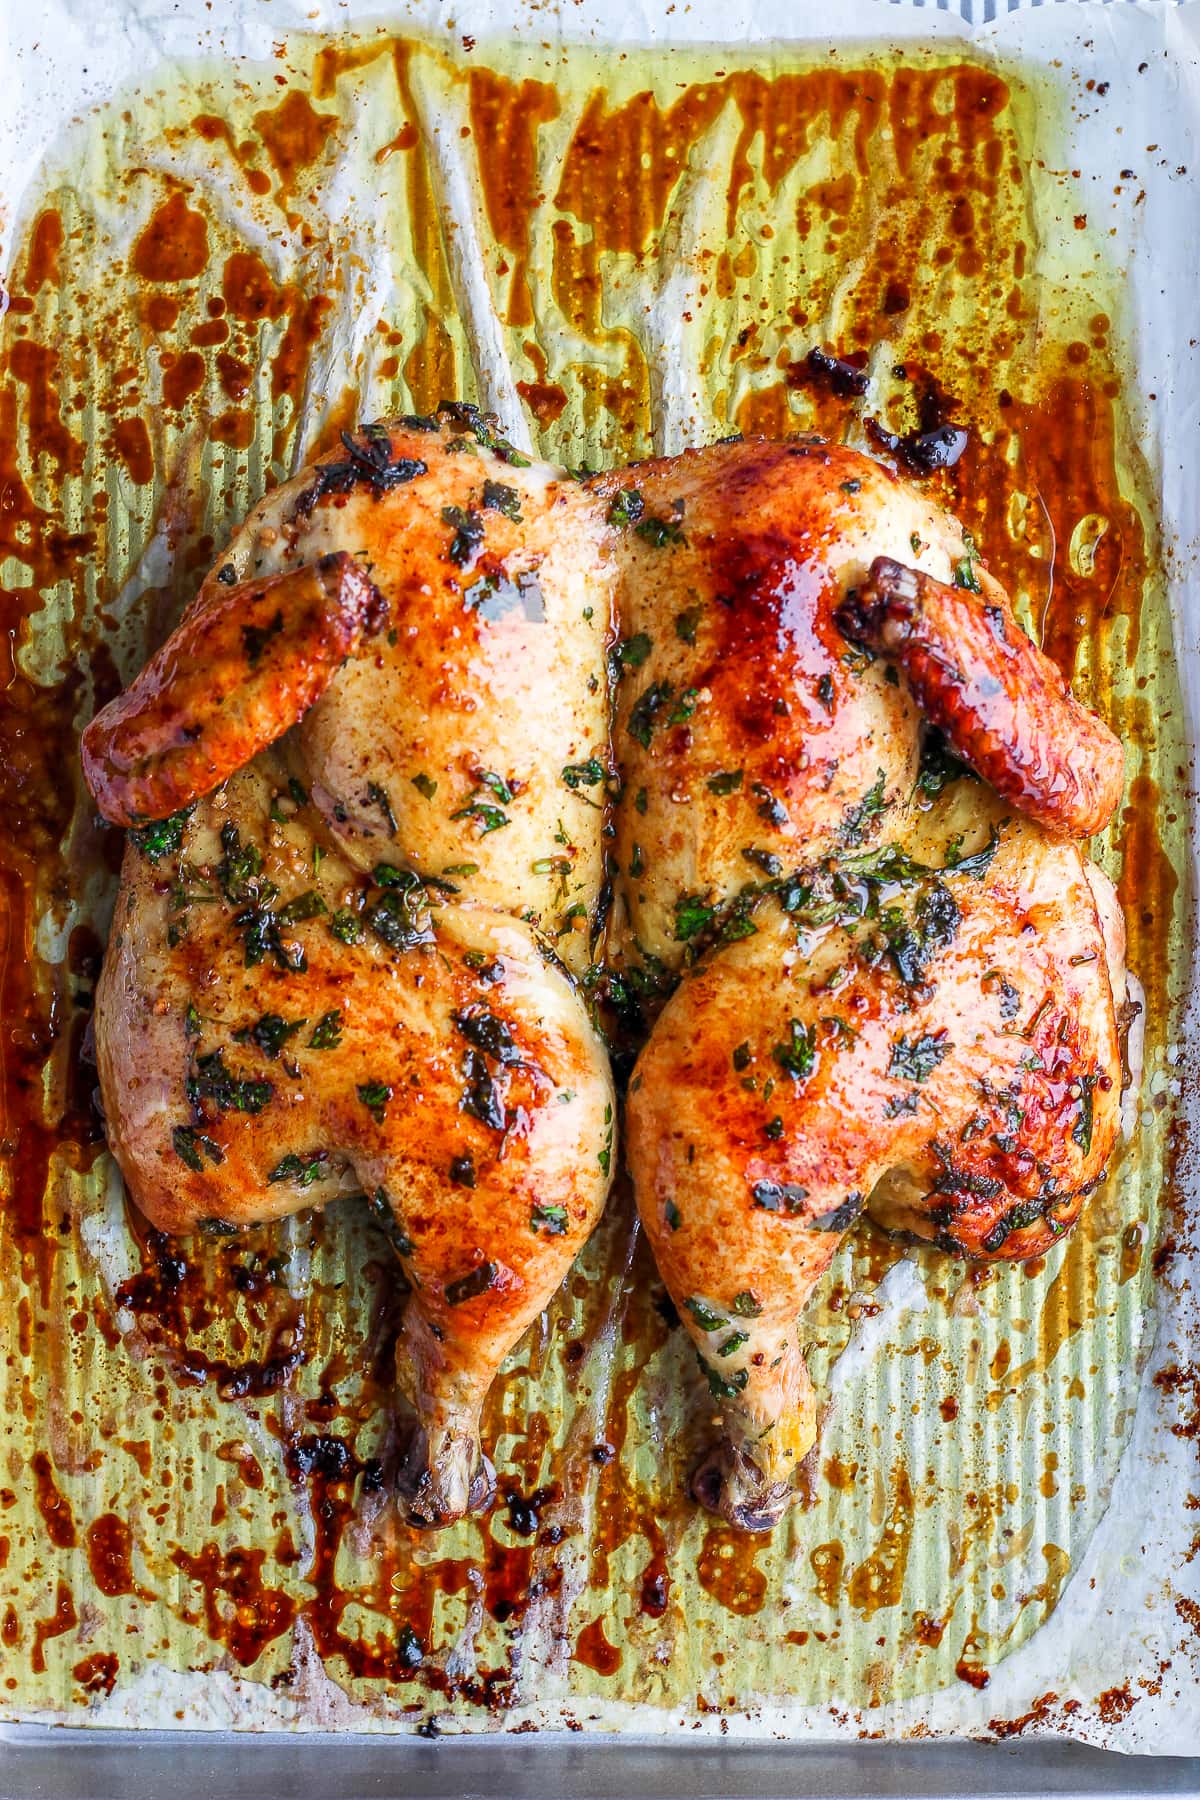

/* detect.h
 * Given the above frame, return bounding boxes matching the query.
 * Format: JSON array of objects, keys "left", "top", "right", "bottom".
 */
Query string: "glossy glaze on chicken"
[{"left": 82, "top": 409, "right": 1128, "bottom": 1533}]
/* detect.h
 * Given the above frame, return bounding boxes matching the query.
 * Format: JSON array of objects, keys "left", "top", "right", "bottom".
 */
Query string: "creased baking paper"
[{"left": 1, "top": 0, "right": 1198, "bottom": 1755}]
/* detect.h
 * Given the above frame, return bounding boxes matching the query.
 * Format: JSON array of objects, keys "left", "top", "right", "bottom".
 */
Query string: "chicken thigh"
[{"left": 85, "top": 409, "right": 618, "bottom": 1524}]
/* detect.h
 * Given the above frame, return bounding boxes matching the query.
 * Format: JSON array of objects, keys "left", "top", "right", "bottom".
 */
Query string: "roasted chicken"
[
  {"left": 600, "top": 439, "right": 1126, "bottom": 1528},
  {"left": 83, "top": 416, "right": 1128, "bottom": 1535},
  {"left": 85, "top": 408, "right": 618, "bottom": 1525}
]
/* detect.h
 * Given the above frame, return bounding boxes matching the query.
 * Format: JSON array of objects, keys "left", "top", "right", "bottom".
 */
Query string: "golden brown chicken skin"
[
  {"left": 86, "top": 407, "right": 618, "bottom": 1526},
  {"left": 626, "top": 781, "right": 1126, "bottom": 1531},
  {"left": 81, "top": 553, "right": 387, "bottom": 827},
  {"left": 85, "top": 418, "right": 1131, "bottom": 1540},
  {"left": 838, "top": 556, "right": 1124, "bottom": 838},
  {"left": 590, "top": 439, "right": 954, "bottom": 987}
]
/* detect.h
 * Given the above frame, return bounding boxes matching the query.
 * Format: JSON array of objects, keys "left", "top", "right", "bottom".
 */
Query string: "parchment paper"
[{"left": 2, "top": 0, "right": 1198, "bottom": 1755}]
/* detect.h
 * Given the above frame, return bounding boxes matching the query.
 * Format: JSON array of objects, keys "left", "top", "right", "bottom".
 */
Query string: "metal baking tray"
[{"left": 3, "top": 1725, "right": 1200, "bottom": 1798}]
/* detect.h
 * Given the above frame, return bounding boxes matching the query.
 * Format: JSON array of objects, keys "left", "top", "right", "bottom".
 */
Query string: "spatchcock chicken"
[{"left": 82, "top": 409, "right": 1128, "bottom": 1533}]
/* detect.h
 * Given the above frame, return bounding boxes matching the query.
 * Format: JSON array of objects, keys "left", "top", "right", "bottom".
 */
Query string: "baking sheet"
[{"left": 0, "top": 0, "right": 1198, "bottom": 1758}]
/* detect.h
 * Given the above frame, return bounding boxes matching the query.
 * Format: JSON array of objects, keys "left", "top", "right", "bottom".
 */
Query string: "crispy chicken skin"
[
  {"left": 85, "top": 421, "right": 1129, "bottom": 1535},
  {"left": 838, "top": 556, "right": 1125, "bottom": 838},
  {"left": 81, "top": 554, "right": 387, "bottom": 828},
  {"left": 626, "top": 782, "right": 1125, "bottom": 1529},
  {"left": 89, "top": 409, "right": 617, "bottom": 1524}
]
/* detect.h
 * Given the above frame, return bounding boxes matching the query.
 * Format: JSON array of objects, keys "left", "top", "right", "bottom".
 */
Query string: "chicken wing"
[
  {"left": 81, "top": 553, "right": 387, "bottom": 827},
  {"left": 837, "top": 556, "right": 1124, "bottom": 838}
]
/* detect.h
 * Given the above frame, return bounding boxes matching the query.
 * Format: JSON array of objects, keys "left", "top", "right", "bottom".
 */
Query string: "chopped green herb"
[
  {"left": 269, "top": 1151, "right": 328, "bottom": 1187},
  {"left": 751, "top": 781, "right": 788, "bottom": 826},
  {"left": 532, "top": 1202, "right": 568, "bottom": 1235},
  {"left": 308, "top": 1010, "right": 342, "bottom": 1050},
  {"left": 732, "top": 1042, "right": 752, "bottom": 1071},
  {"left": 357, "top": 1080, "right": 393, "bottom": 1123},
  {"left": 628, "top": 681, "right": 673, "bottom": 749},
  {"left": 888, "top": 1031, "right": 952, "bottom": 1084},
  {"left": 816, "top": 673, "right": 835, "bottom": 712},
  {"left": 481, "top": 479, "right": 522, "bottom": 521},
  {"left": 773, "top": 1018, "right": 816, "bottom": 1081},
  {"left": 172, "top": 1125, "right": 224, "bottom": 1171},
  {"left": 707, "top": 769, "right": 743, "bottom": 796},
  {"left": 366, "top": 876, "right": 434, "bottom": 952},
  {"left": 445, "top": 1261, "right": 499, "bottom": 1306},
  {"left": 187, "top": 1049, "right": 272, "bottom": 1115},
  {"left": 668, "top": 688, "right": 698, "bottom": 724},
  {"left": 477, "top": 770, "right": 514, "bottom": 805},
  {"left": 450, "top": 801, "right": 509, "bottom": 835},
  {"left": 943, "top": 825, "right": 1000, "bottom": 879},
  {"left": 562, "top": 757, "right": 606, "bottom": 789},
  {"left": 453, "top": 1007, "right": 520, "bottom": 1064},
  {"left": 275, "top": 890, "right": 325, "bottom": 927},
  {"left": 460, "top": 1050, "right": 505, "bottom": 1131},
  {"left": 367, "top": 1185, "right": 414, "bottom": 1257},
  {"left": 841, "top": 770, "right": 888, "bottom": 847},
  {"left": 450, "top": 1154, "right": 476, "bottom": 1189},
  {"left": 412, "top": 772, "right": 438, "bottom": 801},
  {"left": 634, "top": 786, "right": 648, "bottom": 815},
  {"left": 237, "top": 1013, "right": 305, "bottom": 1059},
  {"left": 329, "top": 908, "right": 364, "bottom": 945},
  {"left": 607, "top": 487, "right": 644, "bottom": 528},
  {"left": 674, "top": 894, "right": 715, "bottom": 942},
  {"left": 751, "top": 1179, "right": 810, "bottom": 1214},
  {"left": 1072, "top": 1073, "right": 1097, "bottom": 1157},
  {"left": 217, "top": 822, "right": 269, "bottom": 905},
  {"left": 915, "top": 730, "right": 971, "bottom": 801},
  {"left": 732, "top": 1291, "right": 762, "bottom": 1318},
  {"left": 442, "top": 504, "right": 485, "bottom": 566},
  {"left": 697, "top": 1353, "right": 748, "bottom": 1400},
  {"left": 635, "top": 513, "right": 685, "bottom": 549},
  {"left": 685, "top": 1297, "right": 726, "bottom": 1332},
  {"left": 675, "top": 604, "right": 703, "bottom": 645},
  {"left": 129, "top": 806, "right": 193, "bottom": 865},
  {"left": 742, "top": 846, "right": 782, "bottom": 877},
  {"left": 953, "top": 531, "right": 983, "bottom": 593},
  {"left": 613, "top": 631, "right": 652, "bottom": 674},
  {"left": 665, "top": 1199, "right": 682, "bottom": 1232},
  {"left": 809, "top": 1194, "right": 866, "bottom": 1232},
  {"left": 717, "top": 1330, "right": 749, "bottom": 1357},
  {"left": 366, "top": 782, "right": 397, "bottom": 834}
]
